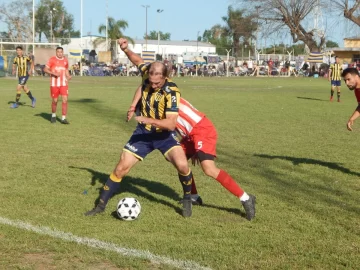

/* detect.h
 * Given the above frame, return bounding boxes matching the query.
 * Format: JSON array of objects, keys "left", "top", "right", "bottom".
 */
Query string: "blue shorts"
[
  {"left": 331, "top": 80, "right": 341, "bottom": 86},
  {"left": 123, "top": 124, "right": 181, "bottom": 160},
  {"left": 18, "top": 76, "right": 29, "bottom": 85}
]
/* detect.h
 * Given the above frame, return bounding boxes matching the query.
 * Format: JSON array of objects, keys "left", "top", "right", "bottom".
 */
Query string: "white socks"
[
  {"left": 240, "top": 192, "right": 250, "bottom": 202},
  {"left": 52, "top": 113, "right": 56, "bottom": 117},
  {"left": 62, "top": 115, "right": 66, "bottom": 120}
]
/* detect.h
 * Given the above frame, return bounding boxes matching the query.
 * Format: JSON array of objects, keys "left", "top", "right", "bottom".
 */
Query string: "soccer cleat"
[
  {"left": 85, "top": 204, "right": 105, "bottom": 216},
  {"left": 330, "top": 96, "right": 333, "bottom": 102},
  {"left": 179, "top": 194, "right": 203, "bottom": 205},
  {"left": 182, "top": 197, "right": 192, "bottom": 218},
  {"left": 241, "top": 194, "right": 256, "bottom": 221},
  {"left": 31, "top": 97, "right": 36, "bottom": 108},
  {"left": 51, "top": 116, "right": 56, "bottom": 124},
  {"left": 10, "top": 103, "right": 19, "bottom": 109},
  {"left": 337, "top": 99, "right": 341, "bottom": 102},
  {"left": 61, "top": 119, "right": 70, "bottom": 124}
]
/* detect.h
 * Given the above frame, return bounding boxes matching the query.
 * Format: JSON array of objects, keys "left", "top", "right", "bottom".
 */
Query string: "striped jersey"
[
  {"left": 176, "top": 98, "right": 205, "bottom": 138},
  {"left": 13, "top": 56, "right": 32, "bottom": 77},
  {"left": 330, "top": 63, "right": 343, "bottom": 81},
  {"left": 138, "top": 63, "right": 180, "bottom": 132},
  {"left": 46, "top": 56, "right": 69, "bottom": 87}
]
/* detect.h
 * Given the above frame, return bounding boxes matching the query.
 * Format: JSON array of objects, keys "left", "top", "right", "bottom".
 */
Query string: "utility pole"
[
  {"left": 142, "top": 5, "right": 150, "bottom": 50},
  {"left": 157, "top": 9, "right": 164, "bottom": 57}
]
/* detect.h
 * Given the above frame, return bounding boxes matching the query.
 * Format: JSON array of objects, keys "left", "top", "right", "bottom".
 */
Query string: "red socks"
[{"left": 216, "top": 170, "right": 244, "bottom": 197}]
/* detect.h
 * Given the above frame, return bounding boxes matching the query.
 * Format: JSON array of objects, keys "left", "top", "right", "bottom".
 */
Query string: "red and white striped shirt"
[
  {"left": 176, "top": 98, "right": 205, "bottom": 138},
  {"left": 46, "top": 56, "right": 69, "bottom": 87}
]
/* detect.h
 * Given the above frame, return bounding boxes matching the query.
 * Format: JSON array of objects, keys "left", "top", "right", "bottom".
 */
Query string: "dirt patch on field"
[
  {"left": 23, "top": 253, "right": 56, "bottom": 270},
  {"left": 21, "top": 253, "right": 125, "bottom": 269}
]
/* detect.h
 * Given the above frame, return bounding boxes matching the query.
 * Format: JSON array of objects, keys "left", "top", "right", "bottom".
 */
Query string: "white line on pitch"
[{"left": 0, "top": 216, "right": 212, "bottom": 270}]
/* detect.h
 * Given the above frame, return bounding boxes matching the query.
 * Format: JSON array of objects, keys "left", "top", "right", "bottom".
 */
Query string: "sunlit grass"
[{"left": 0, "top": 75, "right": 359, "bottom": 269}]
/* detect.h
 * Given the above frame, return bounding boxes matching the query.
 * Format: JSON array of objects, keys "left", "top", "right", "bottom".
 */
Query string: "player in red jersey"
[
  {"left": 43, "top": 47, "right": 71, "bottom": 124},
  {"left": 342, "top": 68, "right": 360, "bottom": 131},
  {"left": 127, "top": 85, "right": 256, "bottom": 220}
]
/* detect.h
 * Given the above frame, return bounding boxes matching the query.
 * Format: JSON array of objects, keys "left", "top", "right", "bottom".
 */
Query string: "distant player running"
[
  {"left": 44, "top": 47, "right": 71, "bottom": 124},
  {"left": 342, "top": 68, "right": 360, "bottom": 131},
  {"left": 11, "top": 46, "right": 36, "bottom": 108},
  {"left": 329, "top": 56, "right": 343, "bottom": 102},
  {"left": 128, "top": 86, "right": 256, "bottom": 220}
]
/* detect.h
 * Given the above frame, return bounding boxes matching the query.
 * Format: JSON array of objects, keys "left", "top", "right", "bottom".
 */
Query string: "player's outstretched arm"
[
  {"left": 347, "top": 104, "right": 360, "bottom": 131},
  {"left": 118, "top": 38, "right": 143, "bottom": 66}
]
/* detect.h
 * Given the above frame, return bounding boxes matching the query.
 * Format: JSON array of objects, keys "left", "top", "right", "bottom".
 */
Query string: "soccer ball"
[{"left": 116, "top": 197, "right": 141, "bottom": 221}]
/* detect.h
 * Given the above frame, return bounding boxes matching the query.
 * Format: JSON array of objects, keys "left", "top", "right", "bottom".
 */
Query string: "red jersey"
[
  {"left": 176, "top": 98, "right": 206, "bottom": 138},
  {"left": 46, "top": 56, "right": 69, "bottom": 87},
  {"left": 355, "top": 89, "right": 360, "bottom": 102}
]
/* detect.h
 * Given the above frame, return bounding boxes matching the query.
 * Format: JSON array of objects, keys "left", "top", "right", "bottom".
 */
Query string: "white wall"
[{"left": 62, "top": 37, "right": 216, "bottom": 64}]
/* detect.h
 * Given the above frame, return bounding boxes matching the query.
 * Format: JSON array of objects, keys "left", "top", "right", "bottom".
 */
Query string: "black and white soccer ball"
[{"left": 116, "top": 197, "right": 141, "bottom": 221}]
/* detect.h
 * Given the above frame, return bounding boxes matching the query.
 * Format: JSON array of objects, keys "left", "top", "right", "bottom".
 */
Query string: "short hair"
[
  {"left": 16, "top": 46, "right": 23, "bottom": 50},
  {"left": 56, "top": 46, "right": 64, "bottom": 51},
  {"left": 342, "top": 67, "right": 359, "bottom": 77},
  {"left": 149, "top": 61, "right": 169, "bottom": 77}
]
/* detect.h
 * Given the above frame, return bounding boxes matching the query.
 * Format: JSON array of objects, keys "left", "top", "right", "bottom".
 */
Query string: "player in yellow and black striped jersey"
[
  {"left": 11, "top": 46, "right": 36, "bottom": 108},
  {"left": 328, "top": 56, "right": 343, "bottom": 102},
  {"left": 84, "top": 38, "right": 194, "bottom": 218},
  {"left": 137, "top": 62, "right": 180, "bottom": 132}
]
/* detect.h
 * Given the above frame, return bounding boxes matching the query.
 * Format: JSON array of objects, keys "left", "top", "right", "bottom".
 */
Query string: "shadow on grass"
[
  {"left": 297, "top": 96, "right": 327, "bottom": 101},
  {"left": 69, "top": 166, "right": 183, "bottom": 216},
  {"left": 70, "top": 166, "right": 244, "bottom": 218},
  {"left": 70, "top": 98, "right": 98, "bottom": 103},
  {"left": 8, "top": 101, "right": 31, "bottom": 107},
  {"left": 255, "top": 154, "right": 360, "bottom": 177},
  {"left": 34, "top": 112, "right": 61, "bottom": 123},
  {"left": 69, "top": 98, "right": 135, "bottom": 132}
]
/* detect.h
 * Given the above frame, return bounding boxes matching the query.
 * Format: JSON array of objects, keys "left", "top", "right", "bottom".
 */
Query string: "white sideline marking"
[{"left": 0, "top": 216, "right": 212, "bottom": 270}]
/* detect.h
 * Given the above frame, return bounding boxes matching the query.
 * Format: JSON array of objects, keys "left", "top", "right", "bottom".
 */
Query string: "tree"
[
  {"left": 35, "top": 0, "right": 79, "bottom": 44},
  {"left": 0, "top": 0, "right": 32, "bottom": 43},
  {"left": 238, "top": 0, "right": 326, "bottom": 52},
  {"left": 326, "top": 40, "right": 339, "bottom": 48},
  {"left": 334, "top": 0, "right": 360, "bottom": 26},
  {"left": 202, "top": 24, "right": 232, "bottom": 55},
  {"left": 145, "top": 30, "right": 171, "bottom": 40},
  {"left": 94, "top": 16, "right": 134, "bottom": 59},
  {"left": 221, "top": 6, "right": 257, "bottom": 59}
]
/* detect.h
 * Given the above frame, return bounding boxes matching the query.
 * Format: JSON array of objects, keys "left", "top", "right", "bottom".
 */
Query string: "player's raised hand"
[
  {"left": 118, "top": 38, "right": 128, "bottom": 51},
  {"left": 347, "top": 119, "right": 354, "bottom": 131}
]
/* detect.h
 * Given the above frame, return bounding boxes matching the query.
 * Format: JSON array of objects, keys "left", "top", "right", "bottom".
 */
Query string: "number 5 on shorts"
[{"left": 197, "top": 141, "right": 203, "bottom": 149}]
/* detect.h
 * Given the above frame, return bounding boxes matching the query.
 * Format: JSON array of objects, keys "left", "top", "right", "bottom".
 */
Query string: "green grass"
[{"left": 0, "top": 75, "right": 359, "bottom": 270}]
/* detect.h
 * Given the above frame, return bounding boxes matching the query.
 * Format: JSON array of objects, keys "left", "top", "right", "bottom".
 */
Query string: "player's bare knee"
[
  {"left": 114, "top": 166, "right": 129, "bottom": 178},
  {"left": 175, "top": 162, "right": 190, "bottom": 175}
]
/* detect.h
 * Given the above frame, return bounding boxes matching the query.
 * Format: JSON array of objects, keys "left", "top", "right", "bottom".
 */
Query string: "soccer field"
[{"left": 0, "top": 75, "right": 359, "bottom": 269}]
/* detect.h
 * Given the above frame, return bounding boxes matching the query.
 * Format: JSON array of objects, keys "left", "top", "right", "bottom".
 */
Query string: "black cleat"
[
  {"left": 51, "top": 116, "right": 56, "bottom": 123},
  {"left": 61, "top": 119, "right": 70, "bottom": 124},
  {"left": 85, "top": 204, "right": 105, "bottom": 216},
  {"left": 241, "top": 194, "right": 256, "bottom": 221},
  {"left": 179, "top": 195, "right": 203, "bottom": 205},
  {"left": 182, "top": 197, "right": 192, "bottom": 218}
]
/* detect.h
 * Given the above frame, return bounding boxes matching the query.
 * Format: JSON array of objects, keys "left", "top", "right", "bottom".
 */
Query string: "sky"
[{"left": 1, "top": 0, "right": 359, "bottom": 47}]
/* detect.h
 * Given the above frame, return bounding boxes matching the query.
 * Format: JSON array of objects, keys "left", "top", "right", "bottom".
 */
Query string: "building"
[
  {"left": 61, "top": 35, "right": 216, "bottom": 65},
  {"left": 326, "top": 37, "right": 360, "bottom": 64}
]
